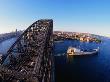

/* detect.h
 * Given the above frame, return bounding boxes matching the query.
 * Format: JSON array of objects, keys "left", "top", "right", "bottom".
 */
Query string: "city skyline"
[{"left": 0, "top": 0, "right": 110, "bottom": 36}]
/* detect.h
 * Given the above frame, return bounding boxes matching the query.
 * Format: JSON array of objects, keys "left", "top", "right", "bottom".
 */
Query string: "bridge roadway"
[{"left": 0, "top": 19, "right": 54, "bottom": 82}]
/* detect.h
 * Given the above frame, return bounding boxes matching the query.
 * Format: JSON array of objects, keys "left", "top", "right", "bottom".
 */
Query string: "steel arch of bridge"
[{"left": 0, "top": 19, "right": 54, "bottom": 82}]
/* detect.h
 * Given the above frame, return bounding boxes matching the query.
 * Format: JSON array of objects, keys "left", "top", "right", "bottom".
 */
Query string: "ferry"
[
  {"left": 54, "top": 40, "right": 64, "bottom": 43},
  {"left": 67, "top": 47, "right": 99, "bottom": 56}
]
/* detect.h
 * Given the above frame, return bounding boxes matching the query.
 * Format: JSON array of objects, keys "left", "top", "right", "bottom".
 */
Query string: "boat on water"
[
  {"left": 67, "top": 47, "right": 99, "bottom": 56},
  {"left": 54, "top": 40, "right": 64, "bottom": 43}
]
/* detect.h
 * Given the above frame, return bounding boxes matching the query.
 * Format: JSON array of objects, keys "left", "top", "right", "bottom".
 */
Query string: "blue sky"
[{"left": 0, "top": 0, "right": 110, "bottom": 36}]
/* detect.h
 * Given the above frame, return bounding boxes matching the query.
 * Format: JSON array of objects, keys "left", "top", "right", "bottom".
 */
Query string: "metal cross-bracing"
[{"left": 0, "top": 19, "right": 54, "bottom": 82}]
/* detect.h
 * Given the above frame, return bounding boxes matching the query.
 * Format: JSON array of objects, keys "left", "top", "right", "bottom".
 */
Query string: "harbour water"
[
  {"left": 54, "top": 37, "right": 110, "bottom": 82},
  {"left": 0, "top": 37, "right": 17, "bottom": 55},
  {"left": 1, "top": 36, "right": 110, "bottom": 82}
]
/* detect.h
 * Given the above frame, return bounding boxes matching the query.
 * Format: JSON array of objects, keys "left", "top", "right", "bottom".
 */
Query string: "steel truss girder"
[{"left": 0, "top": 19, "right": 53, "bottom": 82}]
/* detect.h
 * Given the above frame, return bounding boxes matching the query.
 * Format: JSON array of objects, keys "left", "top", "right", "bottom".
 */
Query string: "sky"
[{"left": 0, "top": 0, "right": 110, "bottom": 36}]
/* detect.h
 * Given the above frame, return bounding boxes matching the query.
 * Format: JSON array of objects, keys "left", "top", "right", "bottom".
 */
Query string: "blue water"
[
  {"left": 0, "top": 37, "right": 17, "bottom": 55},
  {"left": 54, "top": 37, "right": 110, "bottom": 82},
  {"left": 1, "top": 36, "right": 110, "bottom": 82}
]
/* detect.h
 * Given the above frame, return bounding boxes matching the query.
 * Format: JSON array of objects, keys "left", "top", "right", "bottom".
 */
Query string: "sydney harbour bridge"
[{"left": 0, "top": 19, "right": 54, "bottom": 82}]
